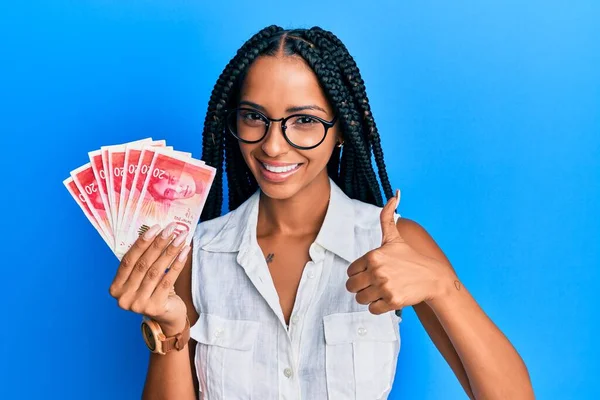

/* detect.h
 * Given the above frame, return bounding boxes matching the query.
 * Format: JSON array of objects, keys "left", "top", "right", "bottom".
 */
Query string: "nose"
[{"left": 261, "top": 120, "right": 290, "bottom": 157}]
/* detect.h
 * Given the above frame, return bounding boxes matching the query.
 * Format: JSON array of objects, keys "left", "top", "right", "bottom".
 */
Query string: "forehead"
[{"left": 240, "top": 55, "right": 331, "bottom": 113}]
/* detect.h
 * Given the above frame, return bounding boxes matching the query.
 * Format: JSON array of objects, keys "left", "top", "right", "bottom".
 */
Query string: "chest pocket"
[
  {"left": 323, "top": 311, "right": 399, "bottom": 400},
  {"left": 191, "top": 313, "right": 260, "bottom": 400}
]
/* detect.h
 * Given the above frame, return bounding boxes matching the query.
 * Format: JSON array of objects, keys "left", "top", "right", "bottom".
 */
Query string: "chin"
[{"left": 255, "top": 178, "right": 303, "bottom": 200}]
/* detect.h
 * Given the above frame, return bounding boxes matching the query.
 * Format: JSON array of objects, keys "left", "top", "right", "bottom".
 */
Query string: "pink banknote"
[
  {"left": 116, "top": 149, "right": 215, "bottom": 258},
  {"left": 101, "top": 147, "right": 112, "bottom": 228},
  {"left": 117, "top": 140, "right": 167, "bottom": 230},
  {"left": 70, "top": 163, "right": 114, "bottom": 246},
  {"left": 105, "top": 138, "right": 152, "bottom": 232},
  {"left": 119, "top": 145, "right": 174, "bottom": 238},
  {"left": 63, "top": 177, "right": 113, "bottom": 251},
  {"left": 89, "top": 150, "right": 113, "bottom": 232},
  {"left": 118, "top": 146, "right": 194, "bottom": 238}
]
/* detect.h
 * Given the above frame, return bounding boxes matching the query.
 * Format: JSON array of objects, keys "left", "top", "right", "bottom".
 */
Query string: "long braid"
[
  {"left": 305, "top": 28, "right": 394, "bottom": 201},
  {"left": 290, "top": 38, "right": 383, "bottom": 205},
  {"left": 294, "top": 31, "right": 380, "bottom": 204}
]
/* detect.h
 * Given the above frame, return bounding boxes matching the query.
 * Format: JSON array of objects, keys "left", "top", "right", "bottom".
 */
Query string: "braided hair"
[{"left": 199, "top": 25, "right": 394, "bottom": 222}]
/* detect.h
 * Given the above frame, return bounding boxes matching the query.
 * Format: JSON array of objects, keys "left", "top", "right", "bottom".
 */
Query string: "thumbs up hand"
[{"left": 345, "top": 190, "right": 453, "bottom": 315}]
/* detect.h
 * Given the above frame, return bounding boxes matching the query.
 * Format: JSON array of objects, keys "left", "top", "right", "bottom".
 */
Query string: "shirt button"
[
  {"left": 357, "top": 327, "right": 367, "bottom": 336},
  {"left": 307, "top": 270, "right": 315, "bottom": 279},
  {"left": 283, "top": 368, "right": 293, "bottom": 378},
  {"left": 291, "top": 315, "right": 300, "bottom": 324},
  {"left": 214, "top": 328, "right": 224, "bottom": 338}
]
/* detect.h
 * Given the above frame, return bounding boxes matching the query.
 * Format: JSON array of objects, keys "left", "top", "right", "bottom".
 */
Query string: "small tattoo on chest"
[{"left": 266, "top": 253, "right": 275, "bottom": 264}]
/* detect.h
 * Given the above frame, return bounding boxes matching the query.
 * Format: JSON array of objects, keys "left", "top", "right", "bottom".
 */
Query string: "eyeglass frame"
[{"left": 224, "top": 107, "right": 339, "bottom": 150}]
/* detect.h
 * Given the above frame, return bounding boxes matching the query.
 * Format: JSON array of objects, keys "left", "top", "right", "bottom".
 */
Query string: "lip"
[
  {"left": 256, "top": 159, "right": 302, "bottom": 167},
  {"left": 256, "top": 158, "right": 303, "bottom": 183}
]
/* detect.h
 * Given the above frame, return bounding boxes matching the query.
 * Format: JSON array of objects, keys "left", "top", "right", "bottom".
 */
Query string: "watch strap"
[{"left": 161, "top": 316, "right": 191, "bottom": 353}]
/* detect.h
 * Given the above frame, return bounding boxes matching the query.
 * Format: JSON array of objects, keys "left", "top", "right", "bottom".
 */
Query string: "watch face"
[{"left": 142, "top": 323, "right": 156, "bottom": 351}]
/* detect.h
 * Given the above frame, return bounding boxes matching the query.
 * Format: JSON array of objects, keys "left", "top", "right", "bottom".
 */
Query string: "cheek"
[
  {"left": 238, "top": 143, "right": 257, "bottom": 165},
  {"left": 152, "top": 181, "right": 166, "bottom": 193},
  {"left": 183, "top": 177, "right": 195, "bottom": 188},
  {"left": 306, "top": 142, "right": 337, "bottom": 167}
]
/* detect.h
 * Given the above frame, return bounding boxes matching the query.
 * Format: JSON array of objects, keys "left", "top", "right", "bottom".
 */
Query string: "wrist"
[
  {"left": 426, "top": 269, "right": 459, "bottom": 310},
  {"left": 141, "top": 315, "right": 190, "bottom": 355},
  {"left": 156, "top": 316, "right": 188, "bottom": 337}
]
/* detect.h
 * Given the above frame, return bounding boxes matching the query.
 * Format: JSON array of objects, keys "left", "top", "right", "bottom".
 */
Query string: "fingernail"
[
  {"left": 178, "top": 245, "right": 191, "bottom": 262},
  {"left": 143, "top": 224, "right": 161, "bottom": 240},
  {"left": 395, "top": 189, "right": 401, "bottom": 206},
  {"left": 172, "top": 232, "right": 188, "bottom": 247},
  {"left": 161, "top": 222, "right": 177, "bottom": 239}
]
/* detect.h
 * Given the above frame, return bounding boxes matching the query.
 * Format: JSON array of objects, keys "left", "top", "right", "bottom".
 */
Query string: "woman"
[{"left": 108, "top": 26, "right": 534, "bottom": 399}]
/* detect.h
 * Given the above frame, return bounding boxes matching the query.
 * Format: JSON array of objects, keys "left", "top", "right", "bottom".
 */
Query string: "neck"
[{"left": 257, "top": 173, "right": 331, "bottom": 237}]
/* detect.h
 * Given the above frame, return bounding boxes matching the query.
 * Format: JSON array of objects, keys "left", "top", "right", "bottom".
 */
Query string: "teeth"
[{"left": 262, "top": 163, "right": 299, "bottom": 173}]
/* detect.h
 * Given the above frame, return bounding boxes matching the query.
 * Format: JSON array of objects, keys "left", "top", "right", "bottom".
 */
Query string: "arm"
[
  {"left": 142, "top": 249, "right": 200, "bottom": 400},
  {"left": 397, "top": 218, "right": 534, "bottom": 400},
  {"left": 108, "top": 224, "right": 201, "bottom": 400}
]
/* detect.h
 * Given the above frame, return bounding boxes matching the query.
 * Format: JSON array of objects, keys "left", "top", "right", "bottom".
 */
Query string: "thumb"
[{"left": 380, "top": 189, "right": 403, "bottom": 245}]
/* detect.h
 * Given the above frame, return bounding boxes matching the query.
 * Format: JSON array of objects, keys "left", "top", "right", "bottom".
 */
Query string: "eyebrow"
[{"left": 239, "top": 100, "right": 328, "bottom": 115}]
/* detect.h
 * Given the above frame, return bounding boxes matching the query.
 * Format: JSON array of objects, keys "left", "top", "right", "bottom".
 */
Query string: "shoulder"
[
  {"left": 349, "top": 198, "right": 390, "bottom": 230},
  {"left": 395, "top": 217, "right": 451, "bottom": 266}
]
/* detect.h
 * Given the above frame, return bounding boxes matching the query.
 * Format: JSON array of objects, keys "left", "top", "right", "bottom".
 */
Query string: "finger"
[
  {"left": 355, "top": 285, "right": 382, "bottom": 305},
  {"left": 122, "top": 222, "right": 179, "bottom": 292},
  {"left": 345, "top": 270, "right": 372, "bottom": 293},
  {"left": 380, "top": 189, "right": 403, "bottom": 245},
  {"left": 347, "top": 255, "right": 368, "bottom": 277},
  {"left": 136, "top": 232, "right": 189, "bottom": 301},
  {"left": 110, "top": 223, "right": 162, "bottom": 292},
  {"left": 152, "top": 244, "right": 192, "bottom": 303},
  {"left": 368, "top": 298, "right": 394, "bottom": 315}
]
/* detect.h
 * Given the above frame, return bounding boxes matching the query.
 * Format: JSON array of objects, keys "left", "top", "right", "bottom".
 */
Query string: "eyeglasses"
[{"left": 225, "top": 107, "right": 338, "bottom": 150}]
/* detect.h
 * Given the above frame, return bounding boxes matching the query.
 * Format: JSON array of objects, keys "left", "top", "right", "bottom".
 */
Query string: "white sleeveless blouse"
[{"left": 190, "top": 178, "right": 402, "bottom": 399}]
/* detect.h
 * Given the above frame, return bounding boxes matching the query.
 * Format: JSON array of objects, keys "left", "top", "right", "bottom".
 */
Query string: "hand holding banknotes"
[
  {"left": 108, "top": 222, "right": 191, "bottom": 333},
  {"left": 64, "top": 137, "right": 215, "bottom": 334}
]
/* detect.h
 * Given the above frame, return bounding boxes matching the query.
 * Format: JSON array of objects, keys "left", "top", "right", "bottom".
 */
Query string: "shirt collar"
[
  {"left": 314, "top": 178, "right": 356, "bottom": 262},
  {"left": 201, "top": 178, "right": 356, "bottom": 262},
  {"left": 199, "top": 189, "right": 260, "bottom": 253}
]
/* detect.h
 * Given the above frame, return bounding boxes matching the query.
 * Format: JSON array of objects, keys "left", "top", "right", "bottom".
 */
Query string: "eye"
[
  {"left": 241, "top": 111, "right": 265, "bottom": 122},
  {"left": 294, "top": 115, "right": 319, "bottom": 125}
]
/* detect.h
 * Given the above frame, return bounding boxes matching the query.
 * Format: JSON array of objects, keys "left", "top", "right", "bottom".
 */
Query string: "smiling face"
[{"left": 236, "top": 55, "right": 341, "bottom": 200}]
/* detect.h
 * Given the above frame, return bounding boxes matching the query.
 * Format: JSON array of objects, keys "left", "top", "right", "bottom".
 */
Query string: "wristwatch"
[{"left": 141, "top": 316, "right": 190, "bottom": 355}]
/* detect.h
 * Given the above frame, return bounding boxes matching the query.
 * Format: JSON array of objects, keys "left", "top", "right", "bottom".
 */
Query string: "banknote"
[
  {"left": 118, "top": 145, "right": 174, "bottom": 239},
  {"left": 105, "top": 138, "right": 152, "bottom": 232},
  {"left": 65, "top": 139, "right": 212, "bottom": 259},
  {"left": 101, "top": 147, "right": 112, "bottom": 229},
  {"left": 63, "top": 177, "right": 113, "bottom": 251},
  {"left": 70, "top": 163, "right": 114, "bottom": 246},
  {"left": 117, "top": 140, "right": 166, "bottom": 230},
  {"left": 116, "top": 149, "right": 215, "bottom": 258},
  {"left": 89, "top": 150, "right": 113, "bottom": 233},
  {"left": 117, "top": 146, "right": 194, "bottom": 239}
]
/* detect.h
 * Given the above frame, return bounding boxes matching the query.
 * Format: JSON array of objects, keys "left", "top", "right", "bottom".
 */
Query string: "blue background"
[{"left": 1, "top": 1, "right": 598, "bottom": 399}]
